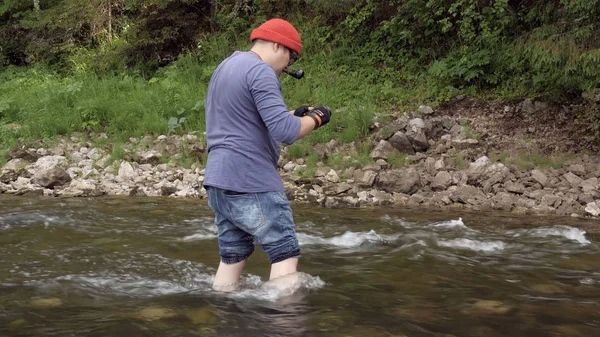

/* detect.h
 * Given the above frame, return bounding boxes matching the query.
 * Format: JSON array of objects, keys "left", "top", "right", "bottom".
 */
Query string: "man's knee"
[
  {"left": 219, "top": 244, "right": 254, "bottom": 264},
  {"left": 263, "top": 238, "right": 300, "bottom": 264}
]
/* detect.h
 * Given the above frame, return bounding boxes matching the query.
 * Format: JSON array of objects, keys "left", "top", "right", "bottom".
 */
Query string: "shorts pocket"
[{"left": 224, "top": 193, "right": 266, "bottom": 234}]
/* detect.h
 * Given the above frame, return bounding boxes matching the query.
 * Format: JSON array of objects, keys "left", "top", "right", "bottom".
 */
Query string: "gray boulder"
[{"left": 32, "top": 167, "right": 72, "bottom": 188}]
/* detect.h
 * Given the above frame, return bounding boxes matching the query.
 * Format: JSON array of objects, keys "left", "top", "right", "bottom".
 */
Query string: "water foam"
[
  {"left": 429, "top": 218, "right": 466, "bottom": 229},
  {"left": 0, "top": 211, "right": 63, "bottom": 229},
  {"left": 230, "top": 272, "right": 325, "bottom": 302},
  {"left": 438, "top": 238, "right": 505, "bottom": 252},
  {"left": 53, "top": 271, "right": 215, "bottom": 297},
  {"left": 297, "top": 230, "right": 400, "bottom": 248},
  {"left": 181, "top": 233, "right": 218, "bottom": 241},
  {"left": 508, "top": 226, "right": 591, "bottom": 244}
]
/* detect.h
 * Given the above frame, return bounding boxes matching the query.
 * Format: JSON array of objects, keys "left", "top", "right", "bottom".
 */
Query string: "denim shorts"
[{"left": 205, "top": 186, "right": 301, "bottom": 264}]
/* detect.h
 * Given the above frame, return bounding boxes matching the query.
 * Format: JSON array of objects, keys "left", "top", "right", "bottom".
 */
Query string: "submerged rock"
[
  {"left": 462, "top": 300, "right": 513, "bottom": 315},
  {"left": 29, "top": 298, "right": 62, "bottom": 309},
  {"left": 132, "top": 307, "right": 177, "bottom": 322},
  {"left": 184, "top": 307, "right": 218, "bottom": 325}
]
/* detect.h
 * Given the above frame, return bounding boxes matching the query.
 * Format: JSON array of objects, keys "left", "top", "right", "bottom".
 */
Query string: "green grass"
[
  {"left": 510, "top": 152, "right": 568, "bottom": 170},
  {"left": 109, "top": 143, "right": 126, "bottom": 164},
  {"left": 324, "top": 141, "right": 374, "bottom": 170},
  {"left": 462, "top": 121, "right": 481, "bottom": 141},
  {"left": 455, "top": 154, "right": 467, "bottom": 170},
  {"left": 387, "top": 152, "right": 407, "bottom": 168},
  {"left": 0, "top": 148, "right": 8, "bottom": 167},
  {"left": 0, "top": 32, "right": 445, "bottom": 154},
  {"left": 490, "top": 149, "right": 571, "bottom": 170}
]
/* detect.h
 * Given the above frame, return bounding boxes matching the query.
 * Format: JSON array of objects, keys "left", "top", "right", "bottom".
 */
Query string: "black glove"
[
  {"left": 307, "top": 105, "right": 331, "bottom": 129},
  {"left": 293, "top": 105, "right": 310, "bottom": 117}
]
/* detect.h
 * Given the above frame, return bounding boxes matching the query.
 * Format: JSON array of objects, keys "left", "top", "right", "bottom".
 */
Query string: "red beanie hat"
[{"left": 250, "top": 18, "right": 302, "bottom": 55}]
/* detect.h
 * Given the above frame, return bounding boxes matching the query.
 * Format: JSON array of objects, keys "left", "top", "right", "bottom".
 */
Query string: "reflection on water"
[{"left": 1, "top": 195, "right": 600, "bottom": 337}]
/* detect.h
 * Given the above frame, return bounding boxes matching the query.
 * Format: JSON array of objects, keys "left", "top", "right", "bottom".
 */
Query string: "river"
[{"left": 1, "top": 195, "right": 599, "bottom": 336}]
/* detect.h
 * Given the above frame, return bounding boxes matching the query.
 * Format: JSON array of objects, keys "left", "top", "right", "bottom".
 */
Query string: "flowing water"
[{"left": 1, "top": 195, "right": 600, "bottom": 337}]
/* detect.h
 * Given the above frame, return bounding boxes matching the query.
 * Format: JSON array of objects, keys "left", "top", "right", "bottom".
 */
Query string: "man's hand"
[
  {"left": 293, "top": 105, "right": 311, "bottom": 117},
  {"left": 307, "top": 106, "right": 331, "bottom": 129}
]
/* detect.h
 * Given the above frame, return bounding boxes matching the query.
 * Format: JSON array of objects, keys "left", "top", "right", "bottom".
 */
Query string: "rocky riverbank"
[{"left": 2, "top": 98, "right": 600, "bottom": 218}]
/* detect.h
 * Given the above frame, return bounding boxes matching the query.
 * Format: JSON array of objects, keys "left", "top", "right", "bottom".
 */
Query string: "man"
[{"left": 203, "top": 18, "right": 332, "bottom": 292}]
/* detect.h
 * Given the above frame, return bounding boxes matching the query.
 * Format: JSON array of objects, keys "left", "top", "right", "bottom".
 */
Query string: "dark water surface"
[{"left": 1, "top": 195, "right": 600, "bottom": 337}]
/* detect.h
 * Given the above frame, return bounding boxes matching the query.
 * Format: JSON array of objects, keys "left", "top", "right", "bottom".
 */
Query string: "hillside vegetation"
[{"left": 1, "top": 0, "right": 599, "bottom": 165}]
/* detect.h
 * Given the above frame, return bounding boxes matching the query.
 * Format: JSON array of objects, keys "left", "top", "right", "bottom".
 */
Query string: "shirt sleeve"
[{"left": 247, "top": 63, "right": 301, "bottom": 145}]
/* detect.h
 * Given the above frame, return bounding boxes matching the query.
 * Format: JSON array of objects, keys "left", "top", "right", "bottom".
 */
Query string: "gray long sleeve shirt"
[{"left": 203, "top": 51, "right": 301, "bottom": 192}]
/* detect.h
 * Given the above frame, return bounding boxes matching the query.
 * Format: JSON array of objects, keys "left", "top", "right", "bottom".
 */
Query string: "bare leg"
[
  {"left": 269, "top": 257, "right": 298, "bottom": 280},
  {"left": 213, "top": 259, "right": 247, "bottom": 292}
]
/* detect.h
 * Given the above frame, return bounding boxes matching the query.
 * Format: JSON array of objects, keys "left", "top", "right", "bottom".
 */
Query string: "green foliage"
[
  {"left": 509, "top": 152, "right": 567, "bottom": 170},
  {"left": 325, "top": 142, "right": 373, "bottom": 170},
  {"left": 287, "top": 143, "right": 311, "bottom": 160},
  {"left": 387, "top": 152, "right": 407, "bottom": 168},
  {"left": 462, "top": 121, "right": 481, "bottom": 140},
  {"left": 2, "top": 0, "right": 600, "bottom": 148},
  {"left": 109, "top": 143, "right": 125, "bottom": 163},
  {"left": 455, "top": 154, "right": 467, "bottom": 170}
]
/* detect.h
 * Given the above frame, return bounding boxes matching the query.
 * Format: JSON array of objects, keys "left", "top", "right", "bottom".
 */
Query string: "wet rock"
[
  {"left": 463, "top": 300, "right": 513, "bottom": 315},
  {"left": 30, "top": 298, "right": 62, "bottom": 309},
  {"left": 530, "top": 283, "right": 564, "bottom": 295},
  {"left": 133, "top": 307, "right": 177, "bottom": 322},
  {"left": 553, "top": 324, "right": 598, "bottom": 337},
  {"left": 7, "top": 319, "right": 27, "bottom": 330},
  {"left": 31, "top": 167, "right": 72, "bottom": 188},
  {"left": 184, "top": 307, "right": 218, "bottom": 325}
]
